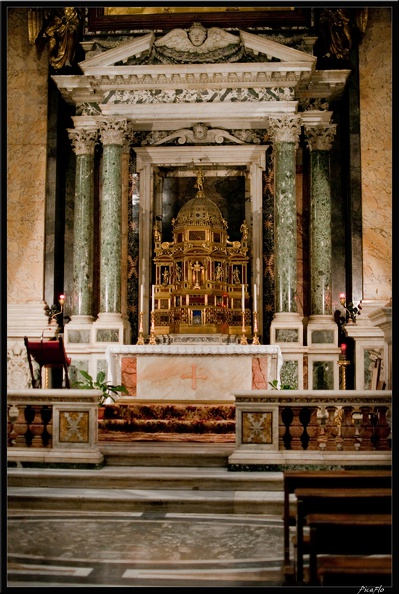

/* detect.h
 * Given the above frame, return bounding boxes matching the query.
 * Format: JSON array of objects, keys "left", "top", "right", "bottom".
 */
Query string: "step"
[
  {"left": 7, "top": 465, "right": 284, "bottom": 491},
  {"left": 99, "top": 441, "right": 235, "bottom": 467},
  {"left": 7, "top": 485, "right": 284, "bottom": 515}
]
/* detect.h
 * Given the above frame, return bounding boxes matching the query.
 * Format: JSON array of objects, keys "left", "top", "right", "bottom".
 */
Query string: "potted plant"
[{"left": 73, "top": 370, "right": 128, "bottom": 415}]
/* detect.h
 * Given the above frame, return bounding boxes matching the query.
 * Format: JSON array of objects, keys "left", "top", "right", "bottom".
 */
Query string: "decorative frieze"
[{"left": 103, "top": 86, "right": 295, "bottom": 105}]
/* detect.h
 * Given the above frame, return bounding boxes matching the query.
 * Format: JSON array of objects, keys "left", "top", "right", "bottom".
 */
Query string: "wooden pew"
[
  {"left": 316, "top": 555, "right": 392, "bottom": 586},
  {"left": 294, "top": 487, "right": 391, "bottom": 584},
  {"left": 282, "top": 470, "right": 391, "bottom": 575},
  {"left": 306, "top": 513, "right": 392, "bottom": 585}
]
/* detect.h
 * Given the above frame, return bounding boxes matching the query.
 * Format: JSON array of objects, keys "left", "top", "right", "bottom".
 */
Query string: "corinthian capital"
[
  {"left": 304, "top": 124, "right": 337, "bottom": 152},
  {"left": 67, "top": 128, "right": 98, "bottom": 155},
  {"left": 268, "top": 115, "right": 302, "bottom": 147},
  {"left": 97, "top": 119, "right": 128, "bottom": 146}
]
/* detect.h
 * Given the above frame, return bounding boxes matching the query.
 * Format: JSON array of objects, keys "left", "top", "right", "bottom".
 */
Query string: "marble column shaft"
[
  {"left": 269, "top": 116, "right": 301, "bottom": 313},
  {"left": 67, "top": 128, "right": 97, "bottom": 316},
  {"left": 98, "top": 119, "right": 127, "bottom": 314},
  {"left": 305, "top": 125, "right": 337, "bottom": 315}
]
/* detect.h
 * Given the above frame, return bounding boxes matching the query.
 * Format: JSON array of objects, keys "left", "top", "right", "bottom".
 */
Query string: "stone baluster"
[
  {"left": 340, "top": 406, "right": 356, "bottom": 450},
  {"left": 325, "top": 406, "right": 339, "bottom": 450},
  {"left": 279, "top": 407, "right": 293, "bottom": 449},
  {"left": 303, "top": 406, "right": 320, "bottom": 450},
  {"left": 358, "top": 406, "right": 373, "bottom": 450},
  {"left": 288, "top": 406, "right": 304, "bottom": 450},
  {"left": 28, "top": 405, "right": 45, "bottom": 447},
  {"left": 373, "top": 406, "right": 391, "bottom": 450},
  {"left": 13, "top": 405, "right": 29, "bottom": 446},
  {"left": 41, "top": 405, "right": 53, "bottom": 447}
]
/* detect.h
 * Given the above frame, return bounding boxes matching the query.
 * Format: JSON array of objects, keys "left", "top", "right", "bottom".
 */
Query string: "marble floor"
[{"left": 8, "top": 509, "right": 286, "bottom": 588}]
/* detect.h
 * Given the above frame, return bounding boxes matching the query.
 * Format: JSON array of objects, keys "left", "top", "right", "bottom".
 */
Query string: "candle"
[
  {"left": 140, "top": 285, "right": 144, "bottom": 313},
  {"left": 341, "top": 343, "right": 347, "bottom": 355},
  {"left": 253, "top": 284, "right": 257, "bottom": 313},
  {"left": 242, "top": 284, "right": 245, "bottom": 312},
  {"left": 152, "top": 285, "right": 155, "bottom": 312}
]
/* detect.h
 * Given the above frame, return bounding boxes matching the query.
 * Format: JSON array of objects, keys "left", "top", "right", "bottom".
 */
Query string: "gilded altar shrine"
[{"left": 151, "top": 167, "right": 251, "bottom": 338}]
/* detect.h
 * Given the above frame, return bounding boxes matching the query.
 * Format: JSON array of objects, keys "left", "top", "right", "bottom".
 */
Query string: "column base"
[
  {"left": 270, "top": 312, "right": 304, "bottom": 347},
  {"left": 306, "top": 315, "right": 340, "bottom": 390},
  {"left": 64, "top": 315, "right": 95, "bottom": 347},
  {"left": 92, "top": 312, "right": 131, "bottom": 345}
]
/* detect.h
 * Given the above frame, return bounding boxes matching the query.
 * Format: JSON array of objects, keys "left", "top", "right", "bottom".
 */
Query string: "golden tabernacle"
[{"left": 152, "top": 168, "right": 250, "bottom": 339}]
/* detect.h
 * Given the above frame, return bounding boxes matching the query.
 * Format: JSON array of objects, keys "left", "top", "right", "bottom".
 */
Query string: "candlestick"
[
  {"left": 242, "top": 284, "right": 245, "bottom": 312},
  {"left": 253, "top": 284, "right": 257, "bottom": 313},
  {"left": 252, "top": 311, "right": 260, "bottom": 345},
  {"left": 140, "top": 285, "right": 144, "bottom": 313},
  {"left": 149, "top": 311, "right": 156, "bottom": 345},
  {"left": 240, "top": 311, "right": 248, "bottom": 345},
  {"left": 136, "top": 311, "right": 144, "bottom": 345},
  {"left": 152, "top": 284, "right": 155, "bottom": 312}
]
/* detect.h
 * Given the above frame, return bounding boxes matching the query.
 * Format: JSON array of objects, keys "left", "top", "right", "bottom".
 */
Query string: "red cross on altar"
[{"left": 181, "top": 364, "right": 207, "bottom": 390}]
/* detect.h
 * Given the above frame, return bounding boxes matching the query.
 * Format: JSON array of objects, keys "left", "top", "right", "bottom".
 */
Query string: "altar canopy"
[{"left": 106, "top": 344, "right": 283, "bottom": 402}]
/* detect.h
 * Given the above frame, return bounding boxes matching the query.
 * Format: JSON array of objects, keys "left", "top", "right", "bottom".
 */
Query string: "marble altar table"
[{"left": 105, "top": 344, "right": 283, "bottom": 402}]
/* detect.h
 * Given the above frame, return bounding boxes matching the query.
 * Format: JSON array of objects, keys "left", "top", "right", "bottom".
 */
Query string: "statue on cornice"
[
  {"left": 317, "top": 8, "right": 368, "bottom": 61},
  {"left": 152, "top": 21, "right": 244, "bottom": 64},
  {"left": 42, "top": 7, "right": 81, "bottom": 69}
]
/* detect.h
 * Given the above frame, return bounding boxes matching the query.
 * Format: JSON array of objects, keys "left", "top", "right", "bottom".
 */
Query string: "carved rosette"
[
  {"left": 268, "top": 115, "right": 302, "bottom": 149},
  {"left": 67, "top": 128, "right": 98, "bottom": 155},
  {"left": 97, "top": 119, "right": 128, "bottom": 146},
  {"left": 304, "top": 124, "right": 337, "bottom": 152}
]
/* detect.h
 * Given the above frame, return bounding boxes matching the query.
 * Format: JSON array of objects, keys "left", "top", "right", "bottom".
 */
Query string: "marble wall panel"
[
  {"left": 7, "top": 8, "right": 49, "bottom": 303},
  {"left": 359, "top": 8, "right": 392, "bottom": 301}
]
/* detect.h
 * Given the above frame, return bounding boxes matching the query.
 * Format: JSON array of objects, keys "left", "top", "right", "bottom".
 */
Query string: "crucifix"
[{"left": 181, "top": 364, "right": 207, "bottom": 390}]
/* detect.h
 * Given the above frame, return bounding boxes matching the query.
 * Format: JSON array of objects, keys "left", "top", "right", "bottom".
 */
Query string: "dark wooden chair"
[{"left": 24, "top": 335, "right": 71, "bottom": 388}]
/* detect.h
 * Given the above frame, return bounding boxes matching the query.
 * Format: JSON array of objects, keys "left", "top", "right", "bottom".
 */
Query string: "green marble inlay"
[
  {"left": 69, "top": 361, "right": 89, "bottom": 385},
  {"left": 68, "top": 330, "right": 91, "bottom": 343},
  {"left": 280, "top": 360, "right": 298, "bottom": 389},
  {"left": 96, "top": 359, "right": 108, "bottom": 376},
  {"left": 364, "top": 348, "right": 383, "bottom": 389},
  {"left": 313, "top": 360, "right": 334, "bottom": 390},
  {"left": 311, "top": 330, "right": 334, "bottom": 344},
  {"left": 275, "top": 328, "right": 299, "bottom": 342},
  {"left": 96, "top": 329, "right": 120, "bottom": 342}
]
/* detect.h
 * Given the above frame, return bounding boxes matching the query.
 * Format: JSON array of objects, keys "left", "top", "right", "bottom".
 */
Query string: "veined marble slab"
[{"left": 105, "top": 344, "right": 282, "bottom": 401}]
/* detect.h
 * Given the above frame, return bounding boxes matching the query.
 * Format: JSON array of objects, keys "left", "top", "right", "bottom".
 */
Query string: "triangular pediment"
[{"left": 79, "top": 27, "right": 315, "bottom": 73}]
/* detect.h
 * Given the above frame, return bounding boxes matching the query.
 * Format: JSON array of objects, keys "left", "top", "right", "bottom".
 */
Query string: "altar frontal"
[{"left": 106, "top": 344, "right": 282, "bottom": 401}]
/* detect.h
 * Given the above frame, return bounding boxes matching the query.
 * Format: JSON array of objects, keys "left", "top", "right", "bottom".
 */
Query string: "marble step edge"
[
  {"left": 7, "top": 487, "right": 284, "bottom": 514},
  {"left": 7, "top": 467, "right": 284, "bottom": 490}
]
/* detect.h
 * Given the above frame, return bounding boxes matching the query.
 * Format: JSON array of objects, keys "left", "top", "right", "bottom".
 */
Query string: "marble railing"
[
  {"left": 229, "top": 390, "right": 392, "bottom": 469},
  {"left": 7, "top": 389, "right": 104, "bottom": 467}
]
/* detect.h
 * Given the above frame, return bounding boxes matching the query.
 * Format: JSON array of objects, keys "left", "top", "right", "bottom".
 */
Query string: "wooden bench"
[
  {"left": 306, "top": 513, "right": 392, "bottom": 585},
  {"left": 294, "top": 487, "right": 392, "bottom": 584},
  {"left": 282, "top": 470, "right": 391, "bottom": 574},
  {"left": 316, "top": 555, "right": 391, "bottom": 586}
]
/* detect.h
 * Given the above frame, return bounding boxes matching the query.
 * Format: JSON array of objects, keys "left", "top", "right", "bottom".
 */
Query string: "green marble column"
[
  {"left": 98, "top": 119, "right": 127, "bottom": 314},
  {"left": 67, "top": 128, "right": 97, "bottom": 316},
  {"left": 269, "top": 116, "right": 301, "bottom": 313},
  {"left": 304, "top": 125, "right": 337, "bottom": 315}
]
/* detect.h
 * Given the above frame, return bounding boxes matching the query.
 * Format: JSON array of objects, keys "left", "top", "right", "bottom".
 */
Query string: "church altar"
[{"left": 105, "top": 344, "right": 283, "bottom": 402}]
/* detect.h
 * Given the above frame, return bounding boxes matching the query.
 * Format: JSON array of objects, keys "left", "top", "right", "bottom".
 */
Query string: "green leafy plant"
[
  {"left": 269, "top": 380, "right": 293, "bottom": 390},
  {"left": 73, "top": 370, "right": 128, "bottom": 405}
]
